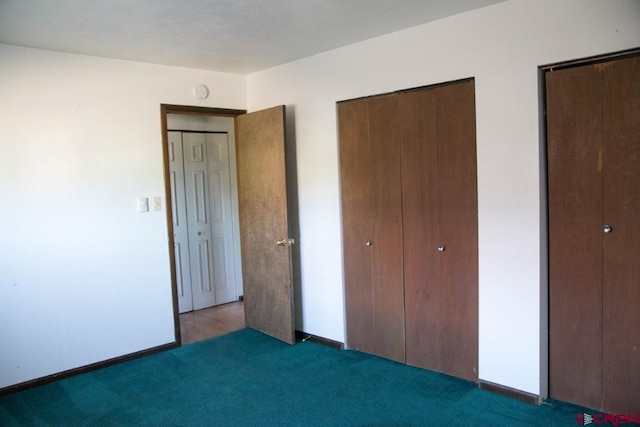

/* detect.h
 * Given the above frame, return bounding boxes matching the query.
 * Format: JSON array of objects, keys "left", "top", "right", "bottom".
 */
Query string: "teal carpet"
[{"left": 1, "top": 328, "right": 589, "bottom": 426}]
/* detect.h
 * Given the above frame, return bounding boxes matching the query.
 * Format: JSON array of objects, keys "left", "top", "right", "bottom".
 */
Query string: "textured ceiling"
[{"left": 0, "top": 0, "right": 505, "bottom": 74}]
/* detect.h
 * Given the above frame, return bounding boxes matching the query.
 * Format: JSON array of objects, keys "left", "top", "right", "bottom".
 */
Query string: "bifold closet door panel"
[
  {"left": 547, "top": 65, "right": 603, "bottom": 409},
  {"left": 401, "top": 80, "right": 478, "bottom": 381},
  {"left": 338, "top": 95, "right": 404, "bottom": 362},
  {"left": 434, "top": 81, "right": 478, "bottom": 381},
  {"left": 601, "top": 55, "right": 640, "bottom": 414},
  {"left": 339, "top": 99, "right": 375, "bottom": 355},
  {"left": 367, "top": 94, "right": 405, "bottom": 363},
  {"left": 400, "top": 89, "right": 442, "bottom": 370}
]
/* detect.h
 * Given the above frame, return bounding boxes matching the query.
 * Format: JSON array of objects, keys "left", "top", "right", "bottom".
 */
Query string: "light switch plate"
[
  {"left": 153, "top": 197, "right": 161, "bottom": 211},
  {"left": 137, "top": 197, "right": 149, "bottom": 213}
]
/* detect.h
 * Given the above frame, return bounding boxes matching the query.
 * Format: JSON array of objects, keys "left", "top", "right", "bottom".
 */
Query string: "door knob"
[
  {"left": 276, "top": 238, "right": 295, "bottom": 247},
  {"left": 197, "top": 231, "right": 204, "bottom": 236},
  {"left": 364, "top": 240, "right": 372, "bottom": 247},
  {"left": 603, "top": 224, "right": 612, "bottom": 234},
  {"left": 438, "top": 245, "right": 445, "bottom": 252}
]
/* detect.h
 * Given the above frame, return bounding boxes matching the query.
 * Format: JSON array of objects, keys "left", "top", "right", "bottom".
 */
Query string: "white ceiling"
[{"left": 0, "top": 0, "right": 505, "bottom": 74}]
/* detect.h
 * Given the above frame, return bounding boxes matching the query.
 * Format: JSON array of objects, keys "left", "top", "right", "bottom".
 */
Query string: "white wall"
[
  {"left": 0, "top": 44, "right": 246, "bottom": 388},
  {"left": 246, "top": 0, "right": 640, "bottom": 396}
]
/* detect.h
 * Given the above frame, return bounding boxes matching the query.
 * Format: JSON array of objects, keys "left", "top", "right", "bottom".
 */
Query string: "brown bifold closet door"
[
  {"left": 339, "top": 99, "right": 374, "bottom": 355},
  {"left": 548, "top": 54, "right": 640, "bottom": 413},
  {"left": 339, "top": 80, "right": 478, "bottom": 378},
  {"left": 338, "top": 94, "right": 405, "bottom": 363},
  {"left": 368, "top": 94, "right": 405, "bottom": 363},
  {"left": 400, "top": 80, "right": 479, "bottom": 381}
]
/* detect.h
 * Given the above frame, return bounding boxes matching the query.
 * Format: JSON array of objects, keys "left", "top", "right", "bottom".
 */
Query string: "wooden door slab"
[{"left": 237, "top": 106, "right": 295, "bottom": 344}]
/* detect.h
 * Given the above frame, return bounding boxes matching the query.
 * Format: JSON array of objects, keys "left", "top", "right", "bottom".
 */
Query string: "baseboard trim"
[
  {"left": 295, "top": 330, "right": 344, "bottom": 350},
  {"left": 0, "top": 341, "right": 178, "bottom": 397},
  {"left": 479, "top": 379, "right": 539, "bottom": 405}
]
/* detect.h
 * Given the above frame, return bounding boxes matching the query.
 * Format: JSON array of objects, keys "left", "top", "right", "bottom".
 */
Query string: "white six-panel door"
[{"left": 171, "top": 131, "right": 239, "bottom": 313}]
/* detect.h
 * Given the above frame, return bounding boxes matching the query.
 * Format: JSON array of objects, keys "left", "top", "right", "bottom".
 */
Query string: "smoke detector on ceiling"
[{"left": 194, "top": 84, "right": 209, "bottom": 100}]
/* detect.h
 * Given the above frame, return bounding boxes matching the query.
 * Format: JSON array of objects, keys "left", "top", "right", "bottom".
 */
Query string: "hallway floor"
[{"left": 179, "top": 301, "right": 245, "bottom": 345}]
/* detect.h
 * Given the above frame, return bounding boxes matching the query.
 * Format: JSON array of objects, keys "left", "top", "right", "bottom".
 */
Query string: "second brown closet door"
[
  {"left": 548, "top": 54, "right": 640, "bottom": 414},
  {"left": 339, "top": 80, "right": 478, "bottom": 380}
]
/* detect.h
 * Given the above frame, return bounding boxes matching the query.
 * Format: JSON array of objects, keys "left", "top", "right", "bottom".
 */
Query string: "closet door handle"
[
  {"left": 364, "top": 240, "right": 372, "bottom": 247},
  {"left": 437, "top": 245, "right": 445, "bottom": 252},
  {"left": 603, "top": 224, "right": 612, "bottom": 234}
]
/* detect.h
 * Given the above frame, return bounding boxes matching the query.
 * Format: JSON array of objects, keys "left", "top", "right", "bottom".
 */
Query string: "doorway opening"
[
  {"left": 161, "top": 105, "right": 247, "bottom": 345},
  {"left": 161, "top": 104, "right": 298, "bottom": 346}
]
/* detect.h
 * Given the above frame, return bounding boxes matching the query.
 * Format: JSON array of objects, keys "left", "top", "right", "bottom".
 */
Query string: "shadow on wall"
[{"left": 284, "top": 105, "right": 303, "bottom": 331}]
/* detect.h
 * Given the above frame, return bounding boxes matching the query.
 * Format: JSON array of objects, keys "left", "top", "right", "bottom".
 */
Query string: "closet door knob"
[
  {"left": 364, "top": 240, "right": 372, "bottom": 247},
  {"left": 603, "top": 224, "right": 612, "bottom": 234},
  {"left": 438, "top": 245, "right": 445, "bottom": 252}
]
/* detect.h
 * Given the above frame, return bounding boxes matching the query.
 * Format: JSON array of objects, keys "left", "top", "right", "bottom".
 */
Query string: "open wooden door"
[{"left": 236, "top": 106, "right": 295, "bottom": 344}]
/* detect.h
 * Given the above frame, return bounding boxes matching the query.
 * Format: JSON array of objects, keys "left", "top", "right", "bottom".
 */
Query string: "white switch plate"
[
  {"left": 137, "top": 197, "right": 149, "bottom": 213},
  {"left": 153, "top": 197, "right": 161, "bottom": 211}
]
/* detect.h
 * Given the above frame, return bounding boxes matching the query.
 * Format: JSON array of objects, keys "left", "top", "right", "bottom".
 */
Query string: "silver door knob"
[
  {"left": 603, "top": 224, "right": 612, "bottom": 234},
  {"left": 438, "top": 245, "right": 445, "bottom": 252},
  {"left": 364, "top": 240, "right": 372, "bottom": 247}
]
